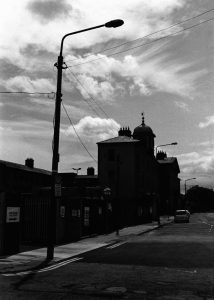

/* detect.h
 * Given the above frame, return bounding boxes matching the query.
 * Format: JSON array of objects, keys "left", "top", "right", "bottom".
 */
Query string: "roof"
[
  {"left": 0, "top": 159, "right": 51, "bottom": 175},
  {"left": 97, "top": 136, "right": 140, "bottom": 144},
  {"left": 76, "top": 175, "right": 98, "bottom": 179},
  {"left": 133, "top": 124, "right": 156, "bottom": 138},
  {"left": 157, "top": 157, "right": 180, "bottom": 173},
  {"left": 157, "top": 157, "right": 177, "bottom": 164}
]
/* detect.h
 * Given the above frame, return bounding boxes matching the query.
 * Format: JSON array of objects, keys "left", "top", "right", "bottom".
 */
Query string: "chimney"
[
  {"left": 25, "top": 158, "right": 34, "bottom": 168},
  {"left": 118, "top": 127, "right": 131, "bottom": 137},
  {"left": 156, "top": 151, "right": 167, "bottom": 160},
  {"left": 87, "top": 167, "right": 95, "bottom": 176}
]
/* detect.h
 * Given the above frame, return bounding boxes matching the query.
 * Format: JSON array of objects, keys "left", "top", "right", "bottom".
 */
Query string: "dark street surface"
[
  {"left": 0, "top": 212, "right": 214, "bottom": 299},
  {"left": 82, "top": 214, "right": 214, "bottom": 268}
]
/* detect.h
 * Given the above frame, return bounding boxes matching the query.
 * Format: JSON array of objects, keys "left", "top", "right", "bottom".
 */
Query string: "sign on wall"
[{"left": 6, "top": 207, "right": 20, "bottom": 223}]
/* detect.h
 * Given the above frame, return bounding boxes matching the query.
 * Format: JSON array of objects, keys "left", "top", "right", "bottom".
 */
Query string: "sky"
[{"left": 0, "top": 0, "right": 214, "bottom": 192}]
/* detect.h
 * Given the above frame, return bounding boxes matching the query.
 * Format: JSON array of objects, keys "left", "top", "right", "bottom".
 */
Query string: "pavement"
[{"left": 0, "top": 216, "right": 173, "bottom": 274}]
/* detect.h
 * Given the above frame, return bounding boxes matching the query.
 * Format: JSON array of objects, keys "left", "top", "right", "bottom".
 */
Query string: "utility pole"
[{"left": 46, "top": 19, "right": 124, "bottom": 260}]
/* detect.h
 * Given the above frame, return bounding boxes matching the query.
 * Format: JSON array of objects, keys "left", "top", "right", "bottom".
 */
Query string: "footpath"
[{"left": 0, "top": 216, "right": 173, "bottom": 274}]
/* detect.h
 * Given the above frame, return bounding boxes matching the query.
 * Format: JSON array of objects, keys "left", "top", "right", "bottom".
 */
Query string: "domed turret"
[{"left": 133, "top": 113, "right": 155, "bottom": 155}]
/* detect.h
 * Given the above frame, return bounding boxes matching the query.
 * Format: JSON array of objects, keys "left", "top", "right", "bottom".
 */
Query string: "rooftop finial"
[{"left": 141, "top": 112, "right": 145, "bottom": 125}]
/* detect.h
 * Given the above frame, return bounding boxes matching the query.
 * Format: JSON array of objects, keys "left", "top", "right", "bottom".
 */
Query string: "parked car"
[{"left": 174, "top": 210, "right": 190, "bottom": 223}]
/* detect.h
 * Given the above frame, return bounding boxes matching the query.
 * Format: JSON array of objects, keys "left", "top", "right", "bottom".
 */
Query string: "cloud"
[
  {"left": 27, "top": 0, "right": 73, "bottom": 22},
  {"left": 66, "top": 43, "right": 205, "bottom": 99},
  {"left": 0, "top": 119, "right": 53, "bottom": 169},
  {"left": 0, "top": 59, "right": 24, "bottom": 80},
  {"left": 74, "top": 74, "right": 115, "bottom": 102},
  {"left": 177, "top": 150, "right": 214, "bottom": 178},
  {"left": 199, "top": 115, "right": 214, "bottom": 128},
  {"left": 174, "top": 101, "right": 190, "bottom": 111},
  {"left": 190, "top": 140, "right": 214, "bottom": 147},
  {"left": 0, "top": 0, "right": 186, "bottom": 59},
  {"left": 62, "top": 116, "right": 120, "bottom": 142},
  {"left": 5, "top": 76, "right": 55, "bottom": 93}
]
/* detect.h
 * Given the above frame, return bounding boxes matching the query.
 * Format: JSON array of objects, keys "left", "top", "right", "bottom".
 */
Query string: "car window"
[{"left": 176, "top": 211, "right": 187, "bottom": 215}]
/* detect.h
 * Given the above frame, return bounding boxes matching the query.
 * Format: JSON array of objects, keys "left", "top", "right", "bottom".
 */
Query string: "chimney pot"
[
  {"left": 25, "top": 158, "right": 34, "bottom": 168},
  {"left": 87, "top": 167, "right": 94, "bottom": 176}
]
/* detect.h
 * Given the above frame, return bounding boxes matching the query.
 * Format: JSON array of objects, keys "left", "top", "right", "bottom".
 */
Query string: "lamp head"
[{"left": 105, "top": 19, "right": 124, "bottom": 28}]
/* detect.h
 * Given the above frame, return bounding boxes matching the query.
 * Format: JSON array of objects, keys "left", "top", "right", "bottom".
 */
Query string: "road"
[{"left": 0, "top": 212, "right": 214, "bottom": 299}]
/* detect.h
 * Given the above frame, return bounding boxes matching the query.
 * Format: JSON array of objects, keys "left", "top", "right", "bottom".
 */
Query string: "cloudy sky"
[{"left": 0, "top": 0, "right": 214, "bottom": 192}]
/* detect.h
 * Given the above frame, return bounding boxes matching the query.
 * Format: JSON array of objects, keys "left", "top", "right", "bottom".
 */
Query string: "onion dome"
[{"left": 133, "top": 113, "right": 156, "bottom": 140}]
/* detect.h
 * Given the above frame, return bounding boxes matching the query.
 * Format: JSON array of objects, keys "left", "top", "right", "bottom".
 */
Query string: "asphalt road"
[
  {"left": 1, "top": 212, "right": 214, "bottom": 299},
  {"left": 81, "top": 213, "right": 214, "bottom": 268}
]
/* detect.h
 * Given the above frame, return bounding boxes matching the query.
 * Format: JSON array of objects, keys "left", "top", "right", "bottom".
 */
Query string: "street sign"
[
  {"left": 55, "top": 183, "right": 61, "bottom": 197},
  {"left": 6, "top": 207, "right": 20, "bottom": 223}
]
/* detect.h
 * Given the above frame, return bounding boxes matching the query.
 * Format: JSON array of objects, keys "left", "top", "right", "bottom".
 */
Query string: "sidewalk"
[{"left": 0, "top": 216, "right": 173, "bottom": 274}]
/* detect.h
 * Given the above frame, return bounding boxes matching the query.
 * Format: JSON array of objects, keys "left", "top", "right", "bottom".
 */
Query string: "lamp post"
[
  {"left": 184, "top": 177, "right": 196, "bottom": 195},
  {"left": 47, "top": 19, "right": 124, "bottom": 260},
  {"left": 155, "top": 142, "right": 177, "bottom": 157},
  {"left": 72, "top": 167, "right": 81, "bottom": 175}
]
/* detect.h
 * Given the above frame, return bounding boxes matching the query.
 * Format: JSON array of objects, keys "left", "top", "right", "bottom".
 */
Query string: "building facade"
[
  {"left": 97, "top": 115, "right": 160, "bottom": 228},
  {"left": 156, "top": 151, "right": 180, "bottom": 214}
]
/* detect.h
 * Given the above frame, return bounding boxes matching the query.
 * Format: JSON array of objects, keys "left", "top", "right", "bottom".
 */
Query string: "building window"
[{"left": 108, "top": 149, "right": 115, "bottom": 161}]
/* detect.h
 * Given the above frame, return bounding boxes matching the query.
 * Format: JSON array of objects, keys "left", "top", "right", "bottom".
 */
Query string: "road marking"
[
  {"left": 106, "top": 242, "right": 127, "bottom": 249},
  {"left": 2, "top": 257, "right": 82, "bottom": 277},
  {"left": 201, "top": 221, "right": 214, "bottom": 233},
  {"left": 165, "top": 267, "right": 197, "bottom": 274}
]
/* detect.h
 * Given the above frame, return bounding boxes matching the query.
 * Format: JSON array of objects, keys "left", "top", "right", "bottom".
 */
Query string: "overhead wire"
[
  {"left": 64, "top": 68, "right": 102, "bottom": 118},
  {"left": 61, "top": 100, "right": 97, "bottom": 163},
  {"left": 65, "top": 67, "right": 110, "bottom": 119},
  {"left": 63, "top": 15, "right": 214, "bottom": 125},
  {"left": 65, "top": 8, "right": 214, "bottom": 64},
  {"left": 0, "top": 91, "right": 55, "bottom": 97},
  {"left": 66, "top": 16, "right": 214, "bottom": 68}
]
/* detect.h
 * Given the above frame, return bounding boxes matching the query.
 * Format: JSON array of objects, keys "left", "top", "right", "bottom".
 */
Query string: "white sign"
[{"left": 6, "top": 207, "right": 20, "bottom": 223}]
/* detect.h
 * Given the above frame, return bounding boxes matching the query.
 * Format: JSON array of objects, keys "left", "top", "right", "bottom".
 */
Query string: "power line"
[
  {"left": 64, "top": 69, "right": 103, "bottom": 118},
  {"left": 0, "top": 91, "right": 55, "bottom": 96},
  {"left": 65, "top": 8, "right": 214, "bottom": 64},
  {"left": 66, "top": 68, "right": 110, "bottom": 119},
  {"left": 66, "top": 16, "right": 214, "bottom": 68},
  {"left": 61, "top": 100, "right": 97, "bottom": 163}
]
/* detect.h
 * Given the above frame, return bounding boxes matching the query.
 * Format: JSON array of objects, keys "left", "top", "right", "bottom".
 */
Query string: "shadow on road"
[{"left": 12, "top": 258, "right": 52, "bottom": 290}]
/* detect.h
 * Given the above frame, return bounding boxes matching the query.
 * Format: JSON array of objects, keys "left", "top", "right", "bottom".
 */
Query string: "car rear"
[{"left": 174, "top": 210, "right": 190, "bottom": 223}]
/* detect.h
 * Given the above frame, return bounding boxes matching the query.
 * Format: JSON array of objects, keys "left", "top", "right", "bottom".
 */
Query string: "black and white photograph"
[{"left": 0, "top": 0, "right": 214, "bottom": 299}]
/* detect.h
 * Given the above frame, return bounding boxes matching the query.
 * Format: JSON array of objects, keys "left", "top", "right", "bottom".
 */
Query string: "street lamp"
[
  {"left": 184, "top": 178, "right": 196, "bottom": 195},
  {"left": 155, "top": 142, "right": 178, "bottom": 157},
  {"left": 72, "top": 167, "right": 81, "bottom": 175},
  {"left": 47, "top": 19, "right": 124, "bottom": 260}
]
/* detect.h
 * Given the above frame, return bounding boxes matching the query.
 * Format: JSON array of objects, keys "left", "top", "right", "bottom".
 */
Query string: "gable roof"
[{"left": 97, "top": 136, "right": 140, "bottom": 144}]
